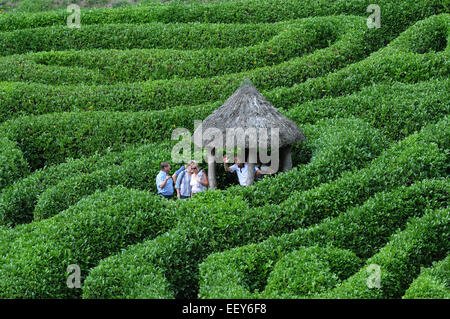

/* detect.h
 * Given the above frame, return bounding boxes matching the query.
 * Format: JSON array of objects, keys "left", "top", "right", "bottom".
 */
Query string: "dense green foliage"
[
  {"left": 0, "top": 0, "right": 448, "bottom": 300},
  {"left": 403, "top": 256, "right": 450, "bottom": 299}
]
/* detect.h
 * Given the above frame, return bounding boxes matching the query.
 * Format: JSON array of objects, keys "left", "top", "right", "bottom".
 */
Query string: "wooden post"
[
  {"left": 207, "top": 147, "right": 217, "bottom": 190},
  {"left": 280, "top": 145, "right": 292, "bottom": 172},
  {"left": 246, "top": 147, "right": 257, "bottom": 186}
]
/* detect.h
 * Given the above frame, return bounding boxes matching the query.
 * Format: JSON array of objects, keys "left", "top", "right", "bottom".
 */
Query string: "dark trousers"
[{"left": 158, "top": 193, "right": 173, "bottom": 200}]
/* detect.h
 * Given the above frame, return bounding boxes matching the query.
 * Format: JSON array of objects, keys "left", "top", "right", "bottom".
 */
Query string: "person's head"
[
  {"left": 186, "top": 160, "right": 195, "bottom": 174},
  {"left": 190, "top": 160, "right": 199, "bottom": 174},
  {"left": 234, "top": 155, "right": 244, "bottom": 167},
  {"left": 160, "top": 161, "right": 171, "bottom": 173}
]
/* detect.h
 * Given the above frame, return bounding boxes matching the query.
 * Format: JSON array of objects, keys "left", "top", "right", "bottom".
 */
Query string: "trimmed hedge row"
[
  {"left": 82, "top": 119, "right": 449, "bottom": 298},
  {"left": 265, "top": 14, "right": 449, "bottom": 108},
  {"left": 0, "top": 15, "right": 369, "bottom": 120},
  {"left": 0, "top": 108, "right": 202, "bottom": 170},
  {"left": 0, "top": 141, "right": 174, "bottom": 226},
  {"left": 32, "top": 141, "right": 174, "bottom": 220},
  {"left": 198, "top": 178, "right": 449, "bottom": 298},
  {"left": 1, "top": 17, "right": 339, "bottom": 84},
  {"left": 227, "top": 117, "right": 388, "bottom": 207},
  {"left": 260, "top": 246, "right": 362, "bottom": 299},
  {"left": 403, "top": 255, "right": 450, "bottom": 299},
  {"left": 32, "top": 117, "right": 386, "bottom": 221},
  {"left": 0, "top": 21, "right": 284, "bottom": 56},
  {"left": 324, "top": 207, "right": 449, "bottom": 298},
  {"left": 1, "top": 14, "right": 447, "bottom": 121},
  {"left": 0, "top": 186, "right": 179, "bottom": 298},
  {"left": 0, "top": 137, "right": 29, "bottom": 191},
  {"left": 284, "top": 78, "right": 450, "bottom": 141},
  {"left": 0, "top": 0, "right": 445, "bottom": 35}
]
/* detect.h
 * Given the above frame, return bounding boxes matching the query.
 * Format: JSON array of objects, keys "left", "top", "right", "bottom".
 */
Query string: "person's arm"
[
  {"left": 172, "top": 165, "right": 185, "bottom": 183},
  {"left": 223, "top": 155, "right": 232, "bottom": 172},
  {"left": 255, "top": 166, "right": 261, "bottom": 178},
  {"left": 159, "top": 174, "right": 171, "bottom": 189},
  {"left": 201, "top": 172, "right": 209, "bottom": 187}
]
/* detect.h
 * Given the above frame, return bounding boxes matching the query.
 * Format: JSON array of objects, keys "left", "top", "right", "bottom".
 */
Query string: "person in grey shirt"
[{"left": 175, "top": 161, "right": 193, "bottom": 199}]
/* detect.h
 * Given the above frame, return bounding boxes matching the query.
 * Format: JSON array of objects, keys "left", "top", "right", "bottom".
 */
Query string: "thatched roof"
[{"left": 193, "top": 79, "right": 306, "bottom": 149}]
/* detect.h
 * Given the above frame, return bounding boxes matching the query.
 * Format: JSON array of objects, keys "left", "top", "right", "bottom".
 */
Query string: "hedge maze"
[{"left": 0, "top": 0, "right": 448, "bottom": 298}]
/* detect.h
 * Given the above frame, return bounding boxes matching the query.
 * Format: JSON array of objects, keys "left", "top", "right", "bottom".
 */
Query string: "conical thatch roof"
[{"left": 193, "top": 79, "right": 306, "bottom": 149}]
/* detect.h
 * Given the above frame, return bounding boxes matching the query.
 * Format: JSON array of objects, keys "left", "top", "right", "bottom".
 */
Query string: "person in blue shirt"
[
  {"left": 175, "top": 161, "right": 193, "bottom": 199},
  {"left": 156, "top": 161, "right": 174, "bottom": 199}
]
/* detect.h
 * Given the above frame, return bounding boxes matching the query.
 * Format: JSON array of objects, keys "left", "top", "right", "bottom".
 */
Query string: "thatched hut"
[{"left": 193, "top": 79, "right": 306, "bottom": 189}]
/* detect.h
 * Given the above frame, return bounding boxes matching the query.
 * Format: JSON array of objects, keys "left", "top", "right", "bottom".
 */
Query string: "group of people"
[{"left": 156, "top": 155, "right": 262, "bottom": 199}]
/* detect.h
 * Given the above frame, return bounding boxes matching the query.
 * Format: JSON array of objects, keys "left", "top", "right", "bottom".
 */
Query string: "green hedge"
[
  {"left": 198, "top": 178, "right": 449, "bottom": 298},
  {"left": 0, "top": 21, "right": 284, "bottom": 56},
  {"left": 0, "top": 16, "right": 368, "bottom": 120},
  {"left": 227, "top": 117, "right": 388, "bottom": 207},
  {"left": 0, "top": 137, "right": 29, "bottom": 190},
  {"left": 1, "top": 14, "right": 447, "bottom": 122},
  {"left": 324, "top": 207, "right": 449, "bottom": 298},
  {"left": 0, "top": 142, "right": 172, "bottom": 226},
  {"left": 284, "top": 78, "right": 450, "bottom": 141},
  {"left": 0, "top": 110, "right": 194, "bottom": 170},
  {"left": 266, "top": 14, "right": 449, "bottom": 108},
  {"left": 403, "top": 255, "right": 450, "bottom": 299},
  {"left": 260, "top": 246, "right": 362, "bottom": 299},
  {"left": 0, "top": 18, "right": 338, "bottom": 84},
  {"left": 0, "top": 0, "right": 445, "bottom": 34},
  {"left": 0, "top": 186, "right": 178, "bottom": 298},
  {"left": 32, "top": 142, "right": 174, "bottom": 220},
  {"left": 32, "top": 117, "right": 385, "bottom": 222},
  {"left": 82, "top": 119, "right": 449, "bottom": 299}
]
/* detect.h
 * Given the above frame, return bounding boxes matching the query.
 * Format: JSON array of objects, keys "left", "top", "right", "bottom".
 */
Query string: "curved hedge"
[
  {"left": 0, "top": 142, "right": 170, "bottom": 226},
  {"left": 266, "top": 14, "right": 449, "bottom": 108},
  {"left": 284, "top": 78, "right": 450, "bottom": 141},
  {"left": 82, "top": 119, "right": 448, "bottom": 299},
  {"left": 0, "top": 137, "right": 29, "bottom": 191},
  {"left": 324, "top": 207, "right": 449, "bottom": 298},
  {"left": 227, "top": 117, "right": 388, "bottom": 207},
  {"left": 260, "top": 246, "right": 362, "bottom": 299},
  {"left": 0, "top": 110, "right": 191, "bottom": 170},
  {"left": 0, "top": 18, "right": 339, "bottom": 84},
  {"left": 0, "top": 21, "right": 284, "bottom": 56},
  {"left": 0, "top": 15, "right": 369, "bottom": 119},
  {"left": 31, "top": 117, "right": 386, "bottom": 222},
  {"left": 403, "top": 256, "right": 450, "bottom": 299},
  {"left": 0, "top": 0, "right": 445, "bottom": 34},
  {"left": 0, "top": 186, "right": 178, "bottom": 298},
  {"left": 198, "top": 178, "right": 449, "bottom": 298},
  {"left": 1, "top": 14, "right": 447, "bottom": 122}
]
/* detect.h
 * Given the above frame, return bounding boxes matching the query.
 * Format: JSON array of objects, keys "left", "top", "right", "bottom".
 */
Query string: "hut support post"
[
  {"left": 246, "top": 148, "right": 257, "bottom": 186},
  {"left": 280, "top": 146, "right": 292, "bottom": 172},
  {"left": 207, "top": 147, "right": 217, "bottom": 190}
]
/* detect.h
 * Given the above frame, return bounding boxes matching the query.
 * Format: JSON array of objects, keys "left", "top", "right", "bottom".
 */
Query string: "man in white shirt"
[{"left": 223, "top": 155, "right": 261, "bottom": 187}]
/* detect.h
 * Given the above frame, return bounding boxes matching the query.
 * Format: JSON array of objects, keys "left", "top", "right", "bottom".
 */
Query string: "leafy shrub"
[
  {"left": 0, "top": 17, "right": 338, "bottom": 83},
  {"left": 0, "top": 186, "right": 177, "bottom": 298},
  {"left": 82, "top": 119, "right": 448, "bottom": 299},
  {"left": 0, "top": 137, "right": 29, "bottom": 190},
  {"left": 198, "top": 178, "right": 449, "bottom": 298},
  {"left": 0, "top": 16, "right": 368, "bottom": 119},
  {"left": 261, "top": 246, "right": 362, "bottom": 298},
  {"left": 324, "top": 207, "right": 449, "bottom": 298},
  {"left": 285, "top": 78, "right": 450, "bottom": 141},
  {"left": 0, "top": 0, "right": 444, "bottom": 34},
  {"left": 403, "top": 256, "right": 450, "bottom": 299},
  {"left": 33, "top": 142, "right": 173, "bottom": 220},
  {"left": 0, "top": 142, "right": 173, "bottom": 226},
  {"left": 227, "top": 117, "right": 388, "bottom": 207}
]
